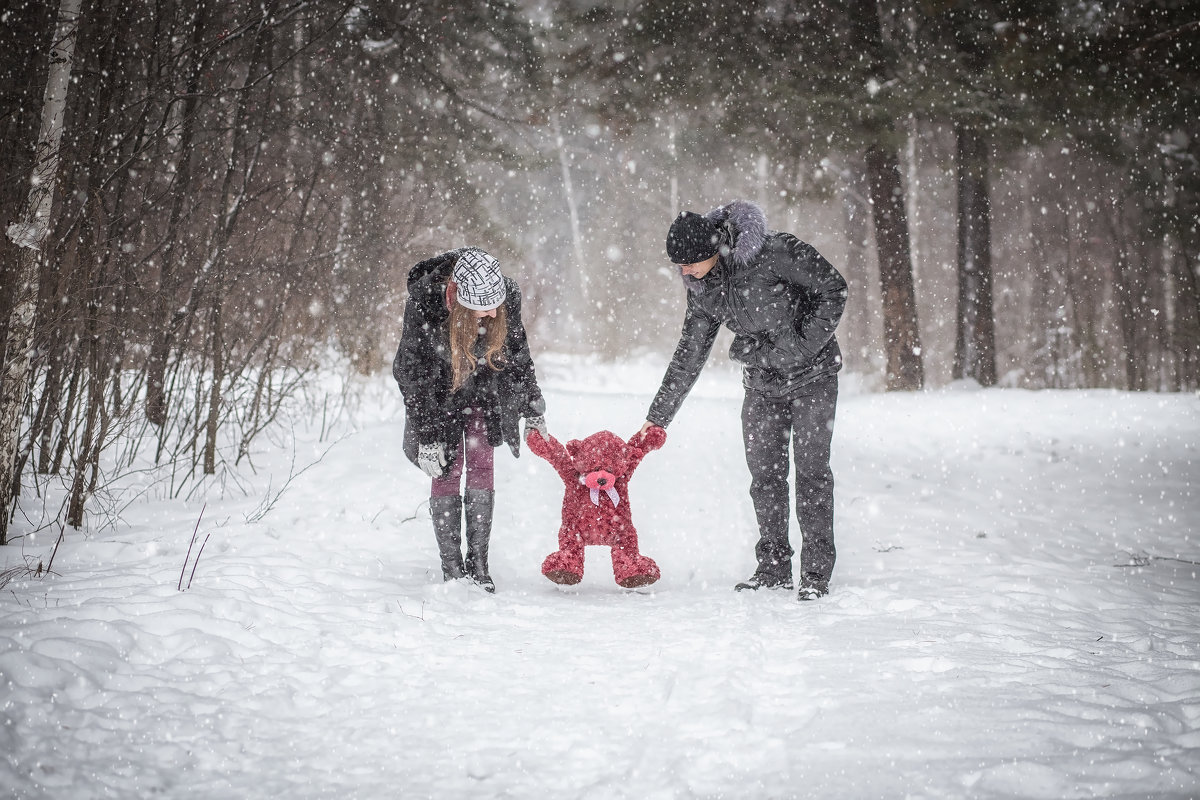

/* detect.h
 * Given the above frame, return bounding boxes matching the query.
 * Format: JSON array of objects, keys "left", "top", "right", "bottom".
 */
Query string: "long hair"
[{"left": 449, "top": 300, "right": 508, "bottom": 392}]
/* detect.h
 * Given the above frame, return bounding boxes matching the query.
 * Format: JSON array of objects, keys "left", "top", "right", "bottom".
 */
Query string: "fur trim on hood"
[
  {"left": 681, "top": 200, "right": 768, "bottom": 294},
  {"left": 706, "top": 200, "right": 768, "bottom": 268}
]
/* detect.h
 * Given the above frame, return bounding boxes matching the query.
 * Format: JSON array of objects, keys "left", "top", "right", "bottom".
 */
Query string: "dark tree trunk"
[
  {"left": 1062, "top": 200, "right": 1107, "bottom": 389},
  {"left": 146, "top": 0, "right": 210, "bottom": 428},
  {"left": 953, "top": 125, "right": 996, "bottom": 386},
  {"left": 1175, "top": 250, "right": 1200, "bottom": 390},
  {"left": 67, "top": 299, "right": 105, "bottom": 529},
  {"left": 1105, "top": 190, "right": 1152, "bottom": 391},
  {"left": 866, "top": 145, "right": 925, "bottom": 391},
  {"left": 848, "top": 0, "right": 924, "bottom": 391},
  {"left": 1111, "top": 251, "right": 1142, "bottom": 391},
  {"left": 203, "top": 300, "right": 223, "bottom": 476}
]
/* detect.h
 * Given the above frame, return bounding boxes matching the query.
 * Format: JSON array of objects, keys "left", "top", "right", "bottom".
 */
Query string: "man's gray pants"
[{"left": 740, "top": 375, "right": 838, "bottom": 587}]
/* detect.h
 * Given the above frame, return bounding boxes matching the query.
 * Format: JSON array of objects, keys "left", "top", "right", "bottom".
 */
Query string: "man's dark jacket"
[
  {"left": 648, "top": 200, "right": 847, "bottom": 428},
  {"left": 393, "top": 249, "right": 544, "bottom": 462}
]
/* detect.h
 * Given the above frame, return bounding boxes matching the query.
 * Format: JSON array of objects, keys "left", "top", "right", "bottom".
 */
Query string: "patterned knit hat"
[{"left": 452, "top": 248, "right": 507, "bottom": 311}]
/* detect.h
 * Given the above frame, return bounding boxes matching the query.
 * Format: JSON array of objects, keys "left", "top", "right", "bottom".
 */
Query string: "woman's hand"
[
  {"left": 417, "top": 443, "right": 448, "bottom": 477},
  {"left": 524, "top": 414, "right": 547, "bottom": 439}
]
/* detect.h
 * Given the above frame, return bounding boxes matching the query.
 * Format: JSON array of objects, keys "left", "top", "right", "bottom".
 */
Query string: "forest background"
[{"left": 1, "top": 0, "right": 1198, "bottom": 542}]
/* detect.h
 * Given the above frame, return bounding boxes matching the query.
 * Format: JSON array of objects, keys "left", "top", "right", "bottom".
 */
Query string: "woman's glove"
[
  {"left": 418, "top": 442, "right": 448, "bottom": 478},
  {"left": 510, "top": 415, "right": 547, "bottom": 458},
  {"left": 524, "top": 414, "right": 547, "bottom": 438}
]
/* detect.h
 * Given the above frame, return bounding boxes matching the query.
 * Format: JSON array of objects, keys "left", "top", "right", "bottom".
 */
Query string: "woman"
[{"left": 393, "top": 247, "right": 546, "bottom": 592}]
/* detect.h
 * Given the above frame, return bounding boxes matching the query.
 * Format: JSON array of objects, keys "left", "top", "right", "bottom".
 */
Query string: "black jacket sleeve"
[
  {"left": 646, "top": 292, "right": 720, "bottom": 428},
  {"left": 502, "top": 280, "right": 545, "bottom": 419},
  {"left": 392, "top": 287, "right": 451, "bottom": 446}
]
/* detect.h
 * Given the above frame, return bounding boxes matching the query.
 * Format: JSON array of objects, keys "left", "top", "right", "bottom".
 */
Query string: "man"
[{"left": 640, "top": 200, "right": 847, "bottom": 600}]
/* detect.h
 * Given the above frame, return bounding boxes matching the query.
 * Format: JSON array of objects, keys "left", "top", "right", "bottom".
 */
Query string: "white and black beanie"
[{"left": 452, "top": 248, "right": 507, "bottom": 311}]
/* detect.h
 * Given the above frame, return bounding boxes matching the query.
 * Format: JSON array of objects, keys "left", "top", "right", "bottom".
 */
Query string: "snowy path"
[{"left": 2, "top": 368, "right": 1199, "bottom": 799}]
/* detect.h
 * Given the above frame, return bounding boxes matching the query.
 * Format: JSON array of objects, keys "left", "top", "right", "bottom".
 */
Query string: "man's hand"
[
  {"left": 637, "top": 420, "right": 656, "bottom": 436},
  {"left": 633, "top": 424, "right": 667, "bottom": 452},
  {"left": 417, "top": 442, "right": 448, "bottom": 478},
  {"left": 730, "top": 334, "right": 764, "bottom": 365}
]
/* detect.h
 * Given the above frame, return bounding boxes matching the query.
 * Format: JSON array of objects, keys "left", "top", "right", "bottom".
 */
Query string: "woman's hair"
[{"left": 449, "top": 299, "right": 508, "bottom": 392}]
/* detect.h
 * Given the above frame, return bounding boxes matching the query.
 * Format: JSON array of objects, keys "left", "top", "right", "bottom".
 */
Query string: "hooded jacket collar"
[
  {"left": 682, "top": 200, "right": 769, "bottom": 294},
  {"left": 706, "top": 200, "right": 768, "bottom": 268}
]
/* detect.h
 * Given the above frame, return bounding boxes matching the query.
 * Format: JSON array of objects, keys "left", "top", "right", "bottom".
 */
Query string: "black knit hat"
[{"left": 666, "top": 211, "right": 720, "bottom": 264}]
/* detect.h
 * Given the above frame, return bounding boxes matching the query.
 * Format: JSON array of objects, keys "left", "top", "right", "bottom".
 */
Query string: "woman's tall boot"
[
  {"left": 429, "top": 495, "right": 465, "bottom": 580},
  {"left": 463, "top": 488, "right": 496, "bottom": 593}
]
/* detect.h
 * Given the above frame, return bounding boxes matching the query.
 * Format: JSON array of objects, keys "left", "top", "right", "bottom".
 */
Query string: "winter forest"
[
  {"left": 2, "top": 2, "right": 1199, "bottom": 797},
  {"left": 1, "top": 0, "right": 1197, "bottom": 540}
]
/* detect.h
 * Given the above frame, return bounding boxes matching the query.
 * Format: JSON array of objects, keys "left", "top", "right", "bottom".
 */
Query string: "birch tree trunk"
[
  {"left": 904, "top": 117, "right": 922, "bottom": 275},
  {"left": 838, "top": 160, "right": 881, "bottom": 379},
  {"left": 0, "top": 0, "right": 82, "bottom": 542},
  {"left": 550, "top": 112, "right": 590, "bottom": 348}
]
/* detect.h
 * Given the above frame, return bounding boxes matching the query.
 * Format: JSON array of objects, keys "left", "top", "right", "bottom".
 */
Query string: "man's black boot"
[
  {"left": 734, "top": 571, "right": 794, "bottom": 592},
  {"left": 798, "top": 574, "right": 829, "bottom": 601}
]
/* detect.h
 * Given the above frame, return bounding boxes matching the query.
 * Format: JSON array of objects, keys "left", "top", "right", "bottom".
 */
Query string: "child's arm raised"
[
  {"left": 625, "top": 425, "right": 667, "bottom": 477},
  {"left": 526, "top": 430, "right": 577, "bottom": 484}
]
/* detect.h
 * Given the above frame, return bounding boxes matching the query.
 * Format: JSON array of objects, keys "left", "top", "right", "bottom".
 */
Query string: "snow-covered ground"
[{"left": 2, "top": 359, "right": 1199, "bottom": 799}]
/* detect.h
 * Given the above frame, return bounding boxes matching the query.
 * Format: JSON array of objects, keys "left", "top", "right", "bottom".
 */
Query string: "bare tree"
[
  {"left": 1, "top": 0, "right": 83, "bottom": 543},
  {"left": 145, "top": 0, "right": 212, "bottom": 429}
]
